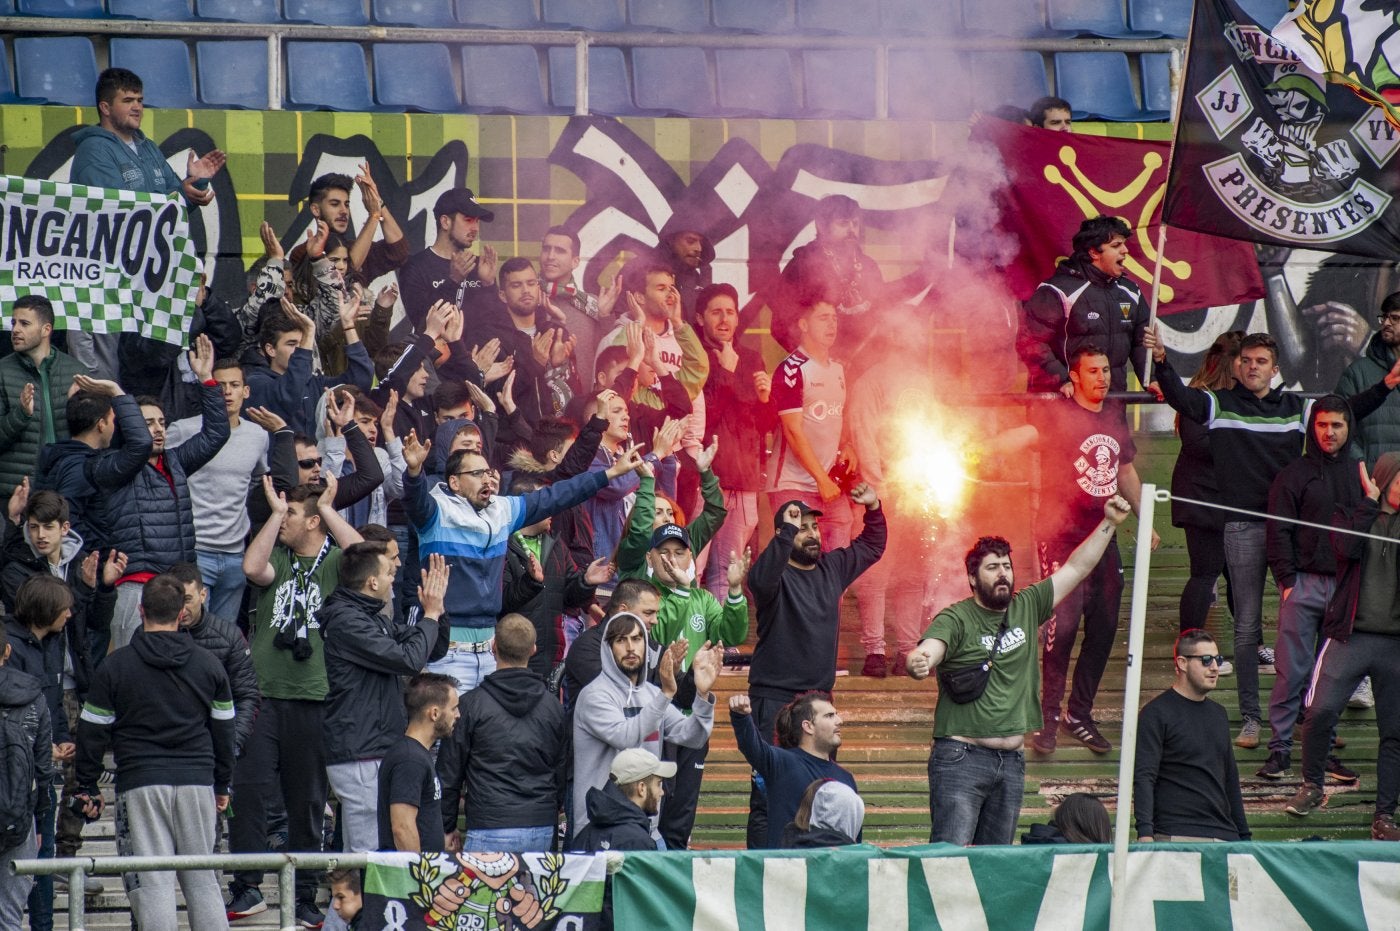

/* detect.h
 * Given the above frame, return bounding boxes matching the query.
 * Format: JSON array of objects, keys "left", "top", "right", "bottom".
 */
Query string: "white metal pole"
[{"left": 1109, "top": 483, "right": 1157, "bottom": 931}]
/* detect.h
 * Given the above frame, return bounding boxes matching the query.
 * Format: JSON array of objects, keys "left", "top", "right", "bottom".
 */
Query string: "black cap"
[
  {"left": 433, "top": 188, "right": 494, "bottom": 222},
  {"left": 773, "top": 499, "right": 823, "bottom": 530},
  {"left": 649, "top": 523, "right": 691, "bottom": 550}
]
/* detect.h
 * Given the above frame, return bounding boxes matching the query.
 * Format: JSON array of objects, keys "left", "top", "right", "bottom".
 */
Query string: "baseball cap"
[
  {"left": 433, "top": 188, "right": 494, "bottom": 222},
  {"left": 610, "top": 747, "right": 677, "bottom": 783},
  {"left": 649, "top": 523, "right": 691, "bottom": 550},
  {"left": 773, "top": 499, "right": 823, "bottom": 530}
]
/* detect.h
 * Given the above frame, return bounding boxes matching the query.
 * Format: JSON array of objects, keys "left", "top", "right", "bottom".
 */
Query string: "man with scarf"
[{"left": 224, "top": 473, "right": 364, "bottom": 927}]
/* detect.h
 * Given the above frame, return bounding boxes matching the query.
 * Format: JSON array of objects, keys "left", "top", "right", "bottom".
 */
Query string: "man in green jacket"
[
  {"left": 0, "top": 295, "right": 87, "bottom": 499},
  {"left": 1337, "top": 292, "right": 1400, "bottom": 465},
  {"left": 645, "top": 521, "right": 750, "bottom": 850}
]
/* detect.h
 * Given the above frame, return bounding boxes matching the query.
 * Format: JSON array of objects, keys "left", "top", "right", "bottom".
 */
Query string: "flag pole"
[{"left": 1143, "top": 224, "right": 1167, "bottom": 388}]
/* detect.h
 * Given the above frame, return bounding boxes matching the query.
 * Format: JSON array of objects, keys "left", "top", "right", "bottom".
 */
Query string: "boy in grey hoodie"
[{"left": 569, "top": 611, "right": 721, "bottom": 843}]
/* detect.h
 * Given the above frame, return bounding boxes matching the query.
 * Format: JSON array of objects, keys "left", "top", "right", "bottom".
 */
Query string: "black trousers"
[
  {"left": 229, "top": 697, "right": 327, "bottom": 903},
  {"left": 659, "top": 738, "right": 709, "bottom": 850},
  {"left": 1039, "top": 539, "right": 1123, "bottom": 724}
]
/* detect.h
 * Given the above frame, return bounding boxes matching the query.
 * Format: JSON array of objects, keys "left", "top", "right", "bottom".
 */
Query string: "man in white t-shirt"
[{"left": 768, "top": 298, "right": 853, "bottom": 550}]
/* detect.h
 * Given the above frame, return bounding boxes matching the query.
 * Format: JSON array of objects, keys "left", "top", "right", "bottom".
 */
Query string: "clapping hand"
[
  {"left": 187, "top": 334, "right": 215, "bottom": 383},
  {"left": 402, "top": 429, "right": 432, "bottom": 475},
  {"left": 695, "top": 435, "right": 719, "bottom": 473},
  {"left": 418, "top": 553, "right": 451, "bottom": 618},
  {"left": 583, "top": 556, "right": 613, "bottom": 586},
  {"left": 691, "top": 641, "right": 724, "bottom": 696}
]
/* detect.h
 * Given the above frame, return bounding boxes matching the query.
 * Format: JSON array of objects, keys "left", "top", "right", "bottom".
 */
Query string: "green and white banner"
[
  {"left": 0, "top": 174, "right": 200, "bottom": 346},
  {"left": 613, "top": 842, "right": 1400, "bottom": 930},
  {"left": 360, "top": 851, "right": 606, "bottom": 930}
]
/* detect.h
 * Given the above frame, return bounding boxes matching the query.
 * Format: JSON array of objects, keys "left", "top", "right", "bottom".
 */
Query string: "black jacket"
[
  {"left": 502, "top": 532, "right": 597, "bottom": 682},
  {"left": 437, "top": 666, "right": 567, "bottom": 832},
  {"left": 0, "top": 521, "right": 95, "bottom": 696},
  {"left": 570, "top": 778, "right": 655, "bottom": 852},
  {"left": 1019, "top": 256, "right": 1148, "bottom": 393},
  {"left": 319, "top": 587, "right": 439, "bottom": 765},
  {"left": 75, "top": 628, "right": 235, "bottom": 795},
  {"left": 0, "top": 664, "right": 52, "bottom": 822},
  {"left": 33, "top": 393, "right": 154, "bottom": 550},
  {"left": 3, "top": 617, "right": 69, "bottom": 744},
  {"left": 106, "top": 383, "right": 230, "bottom": 575},
  {"left": 1267, "top": 397, "right": 1363, "bottom": 589},
  {"left": 249, "top": 422, "right": 382, "bottom": 537},
  {"left": 780, "top": 822, "right": 858, "bottom": 848},
  {"left": 699, "top": 332, "right": 777, "bottom": 492},
  {"left": 184, "top": 611, "right": 260, "bottom": 757}
]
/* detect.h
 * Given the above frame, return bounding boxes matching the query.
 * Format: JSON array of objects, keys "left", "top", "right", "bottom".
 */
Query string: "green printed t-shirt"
[
  {"left": 923, "top": 578, "right": 1053, "bottom": 740},
  {"left": 250, "top": 545, "right": 344, "bottom": 702}
]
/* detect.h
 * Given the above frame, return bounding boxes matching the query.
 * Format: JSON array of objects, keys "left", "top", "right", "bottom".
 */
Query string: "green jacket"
[
  {"left": 617, "top": 470, "right": 726, "bottom": 578},
  {"left": 651, "top": 580, "right": 749, "bottom": 669},
  {"left": 1337, "top": 333, "right": 1400, "bottom": 465},
  {"left": 0, "top": 348, "right": 85, "bottom": 498}
]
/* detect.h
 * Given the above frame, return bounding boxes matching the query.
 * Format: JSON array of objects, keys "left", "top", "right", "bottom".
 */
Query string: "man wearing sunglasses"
[{"left": 1133, "top": 628, "right": 1251, "bottom": 843}]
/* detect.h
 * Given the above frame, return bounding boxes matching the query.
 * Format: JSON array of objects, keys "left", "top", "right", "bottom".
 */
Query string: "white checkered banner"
[{"left": 0, "top": 174, "right": 199, "bottom": 346}]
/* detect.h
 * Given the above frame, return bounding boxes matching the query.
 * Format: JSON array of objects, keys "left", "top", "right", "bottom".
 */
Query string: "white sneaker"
[
  {"left": 1348, "top": 677, "right": 1375, "bottom": 709},
  {"left": 1217, "top": 659, "right": 1234, "bottom": 676}
]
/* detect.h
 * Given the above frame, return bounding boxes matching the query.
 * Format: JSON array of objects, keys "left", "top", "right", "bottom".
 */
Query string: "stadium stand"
[
  {"left": 108, "top": 0, "right": 194, "bottom": 19},
  {"left": 13, "top": 35, "right": 96, "bottom": 106},
  {"left": 109, "top": 38, "right": 198, "bottom": 110},
  {"left": 373, "top": 41, "right": 460, "bottom": 112},
  {"left": 285, "top": 0, "right": 371, "bottom": 27},
  {"left": 712, "top": 0, "right": 794, "bottom": 34},
  {"left": 716, "top": 48, "right": 799, "bottom": 118},
  {"left": 543, "top": 0, "right": 626, "bottom": 31},
  {"left": 15, "top": 0, "right": 103, "bottom": 17},
  {"left": 548, "top": 45, "right": 644, "bottom": 116},
  {"left": 461, "top": 43, "right": 552, "bottom": 114},
  {"left": 802, "top": 48, "right": 878, "bottom": 119},
  {"left": 1049, "top": 0, "right": 1163, "bottom": 37},
  {"left": 286, "top": 41, "right": 382, "bottom": 112},
  {"left": 372, "top": 0, "right": 458, "bottom": 28},
  {"left": 195, "top": 39, "right": 270, "bottom": 109},
  {"left": 627, "top": 0, "right": 709, "bottom": 33},
  {"left": 1128, "top": 0, "right": 1191, "bottom": 37},
  {"left": 1055, "top": 51, "right": 1157, "bottom": 121},
  {"left": 455, "top": 0, "right": 541, "bottom": 28},
  {"left": 633, "top": 45, "right": 715, "bottom": 116},
  {"left": 194, "top": 0, "right": 279, "bottom": 23}
]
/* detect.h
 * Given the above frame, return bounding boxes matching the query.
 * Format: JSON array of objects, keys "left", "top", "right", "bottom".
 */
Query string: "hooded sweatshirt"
[
  {"left": 570, "top": 612, "right": 714, "bottom": 839},
  {"left": 76, "top": 628, "right": 236, "bottom": 796},
  {"left": 0, "top": 519, "right": 94, "bottom": 695},
  {"left": 572, "top": 778, "right": 656, "bottom": 852},
  {"left": 71, "top": 126, "right": 183, "bottom": 195},
  {"left": 3, "top": 617, "right": 69, "bottom": 744},
  {"left": 1337, "top": 330, "right": 1400, "bottom": 465},
  {"left": 436, "top": 665, "right": 566, "bottom": 832},
  {"left": 1267, "top": 396, "right": 1364, "bottom": 588}
]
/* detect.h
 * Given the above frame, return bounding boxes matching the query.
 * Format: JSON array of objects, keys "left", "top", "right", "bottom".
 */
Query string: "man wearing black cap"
[
  {"left": 645, "top": 520, "right": 749, "bottom": 850},
  {"left": 397, "top": 188, "right": 498, "bottom": 335},
  {"left": 742, "top": 483, "right": 885, "bottom": 847}
]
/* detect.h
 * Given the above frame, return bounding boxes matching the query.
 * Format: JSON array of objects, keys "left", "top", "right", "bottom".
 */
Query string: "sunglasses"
[
  {"left": 298, "top": 457, "right": 323, "bottom": 469},
  {"left": 1182, "top": 654, "right": 1227, "bottom": 667}
]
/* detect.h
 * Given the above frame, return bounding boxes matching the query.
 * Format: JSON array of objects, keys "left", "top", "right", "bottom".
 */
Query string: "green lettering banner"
[{"left": 613, "top": 842, "right": 1400, "bottom": 930}]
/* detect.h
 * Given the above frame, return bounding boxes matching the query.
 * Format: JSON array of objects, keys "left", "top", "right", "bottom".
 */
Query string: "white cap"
[{"left": 610, "top": 748, "right": 677, "bottom": 784}]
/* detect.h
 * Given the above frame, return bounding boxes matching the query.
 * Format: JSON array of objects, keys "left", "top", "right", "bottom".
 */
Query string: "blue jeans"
[
  {"left": 1223, "top": 521, "right": 1268, "bottom": 724},
  {"left": 429, "top": 645, "right": 497, "bottom": 693},
  {"left": 1268, "top": 572, "right": 1335, "bottom": 754},
  {"left": 927, "top": 739, "right": 1025, "bottom": 846},
  {"left": 463, "top": 825, "right": 555, "bottom": 853},
  {"left": 197, "top": 549, "right": 247, "bottom": 624}
]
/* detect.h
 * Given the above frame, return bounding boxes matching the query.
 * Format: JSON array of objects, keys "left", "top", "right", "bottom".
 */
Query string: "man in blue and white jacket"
[{"left": 401, "top": 430, "right": 645, "bottom": 692}]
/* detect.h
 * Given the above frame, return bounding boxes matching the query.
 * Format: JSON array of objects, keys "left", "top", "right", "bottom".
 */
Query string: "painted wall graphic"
[{"left": 0, "top": 105, "right": 1389, "bottom": 393}]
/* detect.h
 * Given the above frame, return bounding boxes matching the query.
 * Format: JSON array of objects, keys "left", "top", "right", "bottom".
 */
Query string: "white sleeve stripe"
[
  {"left": 210, "top": 707, "right": 236, "bottom": 721},
  {"left": 80, "top": 708, "right": 115, "bottom": 725}
]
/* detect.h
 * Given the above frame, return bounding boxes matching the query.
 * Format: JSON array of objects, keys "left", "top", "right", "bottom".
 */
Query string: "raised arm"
[{"left": 1050, "top": 496, "right": 1132, "bottom": 607}]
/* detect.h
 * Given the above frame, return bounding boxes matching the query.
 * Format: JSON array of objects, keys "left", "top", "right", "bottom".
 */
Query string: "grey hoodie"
[{"left": 570, "top": 612, "right": 713, "bottom": 838}]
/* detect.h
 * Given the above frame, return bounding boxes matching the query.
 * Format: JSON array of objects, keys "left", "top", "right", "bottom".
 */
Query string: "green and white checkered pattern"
[{"left": 0, "top": 174, "right": 199, "bottom": 347}]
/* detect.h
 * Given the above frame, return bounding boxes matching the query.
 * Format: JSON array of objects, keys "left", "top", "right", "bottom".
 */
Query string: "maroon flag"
[{"left": 988, "top": 122, "right": 1265, "bottom": 313}]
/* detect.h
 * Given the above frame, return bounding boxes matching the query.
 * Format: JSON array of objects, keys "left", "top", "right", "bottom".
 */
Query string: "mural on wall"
[{"left": 2, "top": 106, "right": 1388, "bottom": 394}]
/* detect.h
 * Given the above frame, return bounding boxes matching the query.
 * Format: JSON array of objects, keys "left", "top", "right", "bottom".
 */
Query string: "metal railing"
[{"left": 0, "top": 14, "right": 1184, "bottom": 117}]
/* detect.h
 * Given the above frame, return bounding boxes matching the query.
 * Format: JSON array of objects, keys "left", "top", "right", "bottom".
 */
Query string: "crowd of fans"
[{"left": 0, "top": 66, "right": 1396, "bottom": 931}]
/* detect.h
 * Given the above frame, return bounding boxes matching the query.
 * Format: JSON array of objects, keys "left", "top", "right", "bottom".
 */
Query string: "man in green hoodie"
[{"left": 645, "top": 521, "right": 749, "bottom": 849}]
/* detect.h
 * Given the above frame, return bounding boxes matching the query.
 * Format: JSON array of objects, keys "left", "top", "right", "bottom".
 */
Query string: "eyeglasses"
[
  {"left": 1182, "top": 654, "right": 1227, "bottom": 667},
  {"left": 1378, "top": 313, "right": 1400, "bottom": 325},
  {"left": 297, "top": 457, "right": 323, "bottom": 469},
  {"left": 455, "top": 467, "right": 499, "bottom": 480}
]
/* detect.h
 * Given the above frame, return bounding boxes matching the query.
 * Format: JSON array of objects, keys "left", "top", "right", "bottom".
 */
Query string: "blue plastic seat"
[
  {"left": 0, "top": 43, "right": 42, "bottom": 103},
  {"left": 1128, "top": 0, "right": 1190, "bottom": 37},
  {"left": 965, "top": 50, "right": 1049, "bottom": 112},
  {"left": 455, "top": 0, "right": 539, "bottom": 27},
  {"left": 286, "top": 0, "right": 370, "bottom": 25},
  {"left": 802, "top": 49, "right": 876, "bottom": 119},
  {"left": 109, "top": 39, "right": 198, "bottom": 110},
  {"left": 542, "top": 0, "right": 625, "bottom": 30},
  {"left": 15, "top": 0, "right": 104, "bottom": 16},
  {"left": 14, "top": 37, "right": 97, "bottom": 106},
  {"left": 880, "top": 0, "right": 954, "bottom": 34},
  {"left": 627, "top": 0, "right": 706, "bottom": 31},
  {"left": 1236, "top": 0, "right": 1287, "bottom": 25},
  {"left": 372, "top": 0, "right": 456, "bottom": 26},
  {"left": 460, "top": 44, "right": 550, "bottom": 114},
  {"left": 373, "top": 43, "right": 459, "bottom": 112},
  {"left": 889, "top": 49, "right": 973, "bottom": 120},
  {"left": 1140, "top": 52, "right": 1174, "bottom": 116},
  {"left": 196, "top": 0, "right": 279, "bottom": 22},
  {"left": 196, "top": 40, "right": 270, "bottom": 109},
  {"left": 633, "top": 46, "right": 714, "bottom": 116},
  {"left": 716, "top": 48, "right": 798, "bottom": 117},
  {"left": 109, "top": 0, "right": 193, "bottom": 19},
  {"left": 960, "top": 0, "right": 1062, "bottom": 37},
  {"left": 712, "top": 0, "right": 793, "bottom": 33},
  {"left": 1048, "top": 0, "right": 1160, "bottom": 37},
  {"left": 1055, "top": 52, "right": 1157, "bottom": 120},
  {"left": 797, "top": 0, "right": 879, "bottom": 34},
  {"left": 548, "top": 46, "right": 642, "bottom": 116},
  {"left": 287, "top": 42, "right": 380, "bottom": 111}
]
